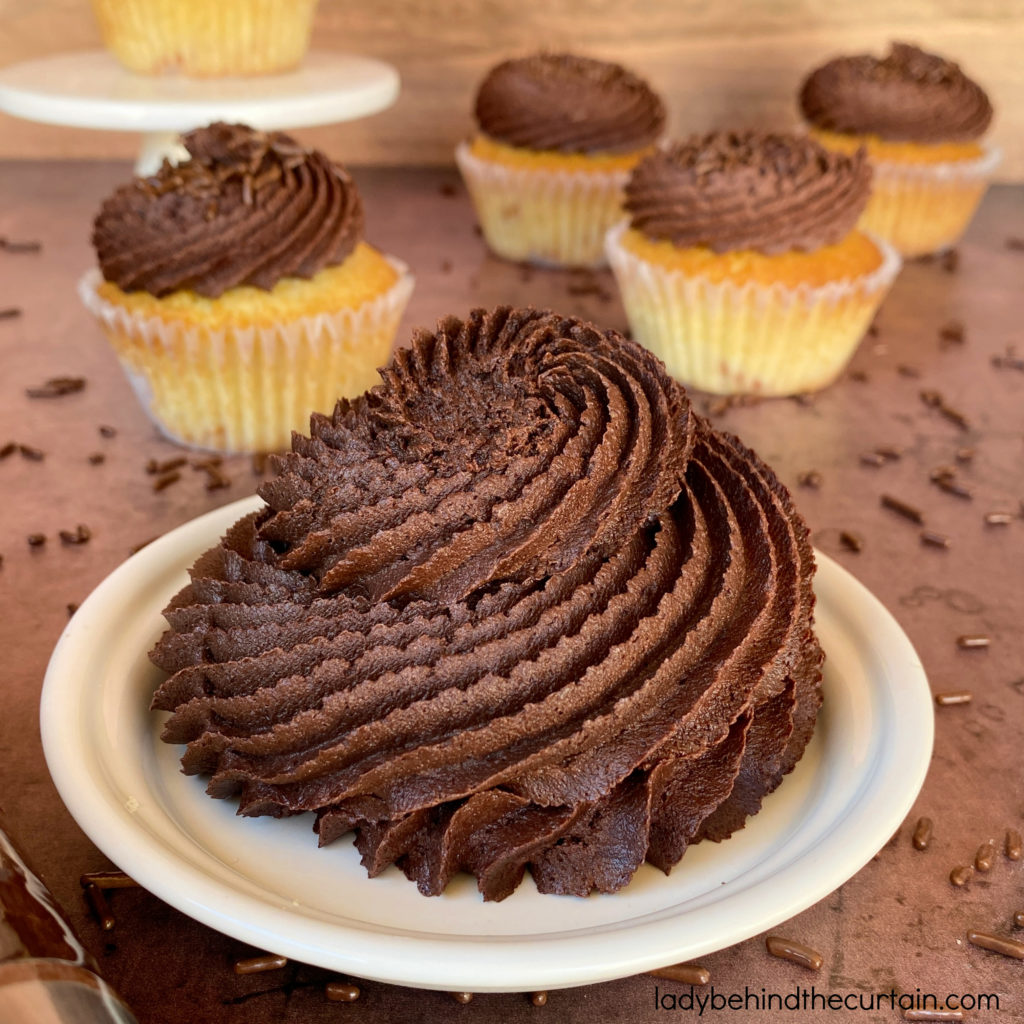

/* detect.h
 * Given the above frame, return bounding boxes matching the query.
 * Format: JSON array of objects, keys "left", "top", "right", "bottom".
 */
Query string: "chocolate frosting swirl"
[
  {"left": 93, "top": 122, "right": 364, "bottom": 298},
  {"left": 151, "top": 307, "right": 822, "bottom": 901},
  {"left": 624, "top": 131, "right": 872, "bottom": 254},
  {"left": 800, "top": 42, "right": 993, "bottom": 143},
  {"left": 474, "top": 53, "right": 666, "bottom": 154}
]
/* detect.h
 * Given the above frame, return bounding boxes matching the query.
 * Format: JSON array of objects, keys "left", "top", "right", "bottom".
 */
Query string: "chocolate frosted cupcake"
[
  {"left": 81, "top": 122, "right": 413, "bottom": 453},
  {"left": 606, "top": 131, "right": 901, "bottom": 396},
  {"left": 150, "top": 306, "right": 823, "bottom": 901},
  {"left": 800, "top": 43, "right": 998, "bottom": 256},
  {"left": 456, "top": 53, "right": 665, "bottom": 268}
]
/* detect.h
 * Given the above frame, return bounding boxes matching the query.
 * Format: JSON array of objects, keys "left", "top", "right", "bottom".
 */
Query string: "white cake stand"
[{"left": 0, "top": 50, "right": 400, "bottom": 174}]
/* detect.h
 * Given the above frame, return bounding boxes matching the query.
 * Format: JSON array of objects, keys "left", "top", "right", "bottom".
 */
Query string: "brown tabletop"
[{"left": 1, "top": 162, "right": 1022, "bottom": 1024}]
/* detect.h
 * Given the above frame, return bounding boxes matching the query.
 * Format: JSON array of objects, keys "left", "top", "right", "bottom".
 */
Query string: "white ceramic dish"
[{"left": 41, "top": 496, "right": 933, "bottom": 993}]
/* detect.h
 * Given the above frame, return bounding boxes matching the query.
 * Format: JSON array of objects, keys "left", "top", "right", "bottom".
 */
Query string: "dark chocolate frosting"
[
  {"left": 624, "top": 131, "right": 872, "bottom": 254},
  {"left": 474, "top": 53, "right": 666, "bottom": 154},
  {"left": 92, "top": 122, "right": 364, "bottom": 299},
  {"left": 800, "top": 42, "right": 993, "bottom": 144},
  {"left": 151, "top": 307, "right": 823, "bottom": 901}
]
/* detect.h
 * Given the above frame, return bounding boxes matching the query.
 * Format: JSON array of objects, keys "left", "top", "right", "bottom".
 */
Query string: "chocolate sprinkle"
[
  {"left": 25, "top": 376, "right": 86, "bottom": 398},
  {"left": 152, "top": 470, "right": 181, "bottom": 492},
  {"left": 938, "top": 320, "right": 964, "bottom": 344},
  {"left": 1014, "top": 911, "right": 1024, "bottom": 928},
  {"left": 920, "top": 530, "right": 951, "bottom": 549},
  {"left": 234, "top": 954, "right": 287, "bottom": 975},
  {"left": 83, "top": 883, "right": 115, "bottom": 931},
  {"left": 935, "top": 476, "right": 973, "bottom": 500},
  {"left": 1006, "top": 829, "right": 1022, "bottom": 861},
  {"left": 530, "top": 992, "right": 549, "bottom": 1007},
  {"left": 450, "top": 992, "right": 474, "bottom": 1004},
  {"left": 955, "top": 447, "right": 975, "bottom": 462},
  {"left": 59, "top": 524, "right": 92, "bottom": 546},
  {"left": 88, "top": 452, "right": 106, "bottom": 465},
  {"left": 876, "top": 445, "right": 903, "bottom": 461},
  {"left": 765, "top": 936, "right": 822, "bottom": 971},
  {"left": 897, "top": 364, "right": 921, "bottom": 378},
  {"left": 146, "top": 456, "right": 187, "bottom": 475},
  {"left": 18, "top": 444, "right": 45, "bottom": 461},
  {"left": 0, "top": 237, "right": 42, "bottom": 253},
  {"left": 881, "top": 494, "right": 924, "bottom": 524},
  {"left": 647, "top": 964, "right": 712, "bottom": 985},
  {"left": 912, "top": 817, "right": 933, "bottom": 850},
  {"left": 0, "top": 307, "right": 22, "bottom": 320},
  {"left": 902, "top": 1011, "right": 964, "bottom": 1022},
  {"left": 797, "top": 470, "right": 823, "bottom": 489},
  {"left": 99, "top": 425, "right": 117, "bottom": 438},
  {"left": 957, "top": 634, "right": 990, "bottom": 649},
  {"left": 992, "top": 347, "right": 1024, "bottom": 372},
  {"left": 860, "top": 452, "right": 887, "bottom": 468},
  {"left": 934, "top": 691, "right": 972, "bottom": 706},
  {"left": 975, "top": 842, "right": 996, "bottom": 872},
  {"left": 66, "top": 603, "right": 78, "bottom": 617},
  {"left": 27, "top": 533, "right": 46, "bottom": 548},
  {"left": 326, "top": 981, "right": 361, "bottom": 1002},
  {"left": 839, "top": 531, "right": 863, "bottom": 553},
  {"left": 0, "top": 441, "right": 15, "bottom": 459},
  {"left": 949, "top": 865, "right": 973, "bottom": 887},
  {"left": 966, "top": 929, "right": 1024, "bottom": 960}
]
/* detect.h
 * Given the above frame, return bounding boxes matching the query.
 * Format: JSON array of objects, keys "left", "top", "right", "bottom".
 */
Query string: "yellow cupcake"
[
  {"left": 800, "top": 44, "right": 998, "bottom": 257},
  {"left": 607, "top": 132, "right": 901, "bottom": 397},
  {"left": 83, "top": 124, "right": 413, "bottom": 453},
  {"left": 91, "top": 0, "right": 319, "bottom": 77},
  {"left": 457, "top": 54, "right": 665, "bottom": 268}
]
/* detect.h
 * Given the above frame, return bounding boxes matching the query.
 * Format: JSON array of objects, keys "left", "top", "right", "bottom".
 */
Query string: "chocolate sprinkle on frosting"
[
  {"left": 93, "top": 123, "right": 364, "bottom": 299},
  {"left": 800, "top": 42, "right": 993, "bottom": 144},
  {"left": 150, "top": 307, "right": 823, "bottom": 901},
  {"left": 474, "top": 54, "right": 665, "bottom": 154},
  {"left": 624, "top": 131, "right": 872, "bottom": 254}
]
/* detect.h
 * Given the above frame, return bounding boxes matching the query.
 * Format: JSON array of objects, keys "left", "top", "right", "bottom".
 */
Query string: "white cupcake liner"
[
  {"left": 79, "top": 261, "right": 414, "bottom": 453},
  {"left": 455, "top": 141, "right": 631, "bottom": 268},
  {"left": 860, "top": 143, "right": 1001, "bottom": 257},
  {"left": 605, "top": 221, "right": 902, "bottom": 396}
]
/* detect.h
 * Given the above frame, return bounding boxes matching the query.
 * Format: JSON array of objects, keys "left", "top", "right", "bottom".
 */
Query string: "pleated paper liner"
[
  {"left": 456, "top": 141, "right": 630, "bottom": 269},
  {"left": 79, "top": 262, "right": 414, "bottom": 453},
  {"left": 858, "top": 144, "right": 1001, "bottom": 258},
  {"left": 91, "top": 0, "right": 319, "bottom": 76},
  {"left": 606, "top": 222, "right": 902, "bottom": 397}
]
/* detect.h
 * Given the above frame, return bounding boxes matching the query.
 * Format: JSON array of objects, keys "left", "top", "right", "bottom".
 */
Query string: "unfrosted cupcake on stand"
[
  {"left": 606, "top": 130, "right": 901, "bottom": 396},
  {"left": 456, "top": 53, "right": 665, "bottom": 268},
  {"left": 799, "top": 42, "right": 997, "bottom": 257},
  {"left": 91, "top": 0, "right": 320, "bottom": 77},
  {"left": 81, "top": 122, "right": 413, "bottom": 453}
]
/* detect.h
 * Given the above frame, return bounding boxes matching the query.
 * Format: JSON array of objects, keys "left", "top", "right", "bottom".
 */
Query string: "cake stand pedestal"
[{"left": 0, "top": 51, "right": 400, "bottom": 174}]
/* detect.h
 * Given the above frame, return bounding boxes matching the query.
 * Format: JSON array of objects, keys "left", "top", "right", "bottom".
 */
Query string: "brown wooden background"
[{"left": 2, "top": 0, "right": 1023, "bottom": 178}]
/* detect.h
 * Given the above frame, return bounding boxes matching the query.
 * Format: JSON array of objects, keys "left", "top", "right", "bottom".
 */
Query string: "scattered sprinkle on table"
[
  {"left": 25, "top": 376, "right": 86, "bottom": 398},
  {"left": 966, "top": 930, "right": 1024, "bottom": 960},
  {"left": 957, "top": 634, "right": 990, "bottom": 649},
  {"left": 882, "top": 494, "right": 924, "bottom": 524},
  {"left": 912, "top": 817, "right": 933, "bottom": 851},
  {"left": 935, "top": 691, "right": 972, "bottom": 706},
  {"left": 765, "top": 935, "right": 822, "bottom": 971}
]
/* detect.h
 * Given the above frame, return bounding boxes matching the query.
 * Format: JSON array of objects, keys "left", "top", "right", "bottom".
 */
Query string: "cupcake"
[
  {"left": 82, "top": 123, "right": 413, "bottom": 453},
  {"left": 150, "top": 306, "right": 823, "bottom": 901},
  {"left": 800, "top": 42, "right": 997, "bottom": 257},
  {"left": 91, "top": 0, "right": 319, "bottom": 77},
  {"left": 606, "top": 131, "right": 901, "bottom": 396},
  {"left": 456, "top": 53, "right": 665, "bottom": 268}
]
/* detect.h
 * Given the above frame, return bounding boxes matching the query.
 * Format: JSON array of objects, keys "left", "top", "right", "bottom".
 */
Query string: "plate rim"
[{"left": 40, "top": 495, "right": 934, "bottom": 992}]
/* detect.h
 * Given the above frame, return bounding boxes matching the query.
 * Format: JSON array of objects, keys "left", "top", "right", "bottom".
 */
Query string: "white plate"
[{"left": 41, "top": 496, "right": 933, "bottom": 993}]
